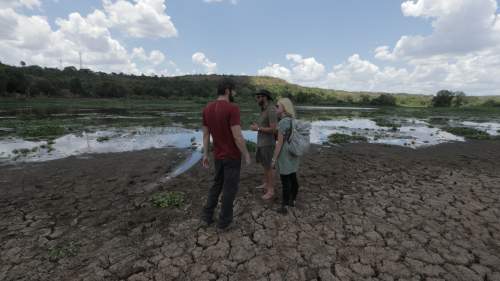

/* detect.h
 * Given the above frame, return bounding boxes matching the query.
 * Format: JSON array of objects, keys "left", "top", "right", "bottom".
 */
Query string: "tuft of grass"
[
  {"left": 48, "top": 242, "right": 79, "bottom": 261},
  {"left": 152, "top": 191, "right": 185, "bottom": 208},
  {"left": 328, "top": 133, "right": 367, "bottom": 144},
  {"left": 96, "top": 136, "right": 111, "bottom": 142},
  {"left": 443, "top": 127, "right": 491, "bottom": 140}
]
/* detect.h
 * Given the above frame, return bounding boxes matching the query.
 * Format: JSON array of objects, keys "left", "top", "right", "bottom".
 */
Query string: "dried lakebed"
[{"left": 1, "top": 141, "right": 500, "bottom": 280}]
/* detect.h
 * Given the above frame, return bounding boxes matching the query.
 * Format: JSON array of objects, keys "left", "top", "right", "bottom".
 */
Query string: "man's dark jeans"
[{"left": 201, "top": 159, "right": 241, "bottom": 228}]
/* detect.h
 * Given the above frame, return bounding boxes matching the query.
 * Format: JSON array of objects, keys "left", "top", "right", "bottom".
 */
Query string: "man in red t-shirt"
[{"left": 201, "top": 80, "right": 251, "bottom": 230}]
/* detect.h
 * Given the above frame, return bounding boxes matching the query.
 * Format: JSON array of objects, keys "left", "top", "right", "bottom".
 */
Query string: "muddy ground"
[{"left": 1, "top": 141, "right": 500, "bottom": 281}]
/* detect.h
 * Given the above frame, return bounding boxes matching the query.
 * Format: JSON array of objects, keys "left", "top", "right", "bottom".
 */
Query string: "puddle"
[
  {"left": 0, "top": 127, "right": 258, "bottom": 180},
  {"left": 460, "top": 121, "right": 500, "bottom": 136},
  {"left": 0, "top": 127, "right": 203, "bottom": 163},
  {"left": 310, "top": 118, "right": 464, "bottom": 148}
]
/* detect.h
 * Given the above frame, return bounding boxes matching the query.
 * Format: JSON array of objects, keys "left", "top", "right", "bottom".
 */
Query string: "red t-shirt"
[{"left": 202, "top": 100, "right": 241, "bottom": 160}]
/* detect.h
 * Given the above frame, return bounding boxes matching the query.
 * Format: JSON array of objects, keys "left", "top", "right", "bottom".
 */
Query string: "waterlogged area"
[
  {"left": 310, "top": 118, "right": 464, "bottom": 148},
  {"left": 1, "top": 100, "right": 499, "bottom": 168}
]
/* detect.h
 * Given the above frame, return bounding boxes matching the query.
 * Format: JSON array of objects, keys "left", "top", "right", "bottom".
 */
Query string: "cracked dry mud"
[{"left": 1, "top": 141, "right": 500, "bottom": 281}]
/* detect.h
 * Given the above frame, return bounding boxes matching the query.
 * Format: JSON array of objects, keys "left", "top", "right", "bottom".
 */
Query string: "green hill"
[{"left": 1, "top": 62, "right": 499, "bottom": 107}]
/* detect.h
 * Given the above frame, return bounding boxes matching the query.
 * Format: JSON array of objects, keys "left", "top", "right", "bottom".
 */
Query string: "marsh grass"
[
  {"left": 328, "top": 133, "right": 367, "bottom": 144},
  {"left": 372, "top": 118, "right": 401, "bottom": 131},
  {"left": 443, "top": 127, "right": 491, "bottom": 140},
  {"left": 19, "top": 124, "right": 66, "bottom": 140}
]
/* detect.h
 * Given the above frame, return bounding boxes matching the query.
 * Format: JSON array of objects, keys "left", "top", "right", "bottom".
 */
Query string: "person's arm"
[
  {"left": 202, "top": 126, "right": 210, "bottom": 168},
  {"left": 250, "top": 108, "right": 277, "bottom": 135},
  {"left": 256, "top": 122, "right": 277, "bottom": 134},
  {"left": 271, "top": 132, "right": 284, "bottom": 169},
  {"left": 231, "top": 125, "right": 251, "bottom": 165}
]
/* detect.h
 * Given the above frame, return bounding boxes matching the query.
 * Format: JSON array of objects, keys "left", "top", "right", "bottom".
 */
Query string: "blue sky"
[{"left": 1, "top": 0, "right": 500, "bottom": 95}]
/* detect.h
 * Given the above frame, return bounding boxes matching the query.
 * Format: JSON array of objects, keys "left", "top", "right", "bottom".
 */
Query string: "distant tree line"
[{"left": 1, "top": 61, "right": 497, "bottom": 107}]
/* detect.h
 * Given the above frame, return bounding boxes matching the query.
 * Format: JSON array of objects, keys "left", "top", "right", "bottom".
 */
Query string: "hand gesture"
[{"left": 202, "top": 155, "right": 209, "bottom": 169}]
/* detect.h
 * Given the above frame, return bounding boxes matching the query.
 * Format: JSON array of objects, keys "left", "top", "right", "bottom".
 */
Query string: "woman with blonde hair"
[{"left": 271, "top": 98, "right": 301, "bottom": 214}]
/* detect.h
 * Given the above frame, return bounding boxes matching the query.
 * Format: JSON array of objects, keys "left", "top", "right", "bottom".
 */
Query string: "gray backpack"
[{"left": 287, "top": 119, "right": 311, "bottom": 157}]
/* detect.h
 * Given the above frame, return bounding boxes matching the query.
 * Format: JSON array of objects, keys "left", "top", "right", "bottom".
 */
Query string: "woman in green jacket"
[{"left": 271, "top": 98, "right": 301, "bottom": 214}]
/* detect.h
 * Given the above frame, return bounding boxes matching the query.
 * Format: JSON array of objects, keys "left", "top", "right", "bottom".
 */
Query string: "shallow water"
[
  {"left": 310, "top": 118, "right": 464, "bottom": 148},
  {"left": 0, "top": 127, "right": 202, "bottom": 163},
  {"left": 461, "top": 121, "right": 500, "bottom": 136},
  {"left": 1, "top": 104, "right": 499, "bottom": 178},
  {"left": 297, "top": 106, "right": 376, "bottom": 111}
]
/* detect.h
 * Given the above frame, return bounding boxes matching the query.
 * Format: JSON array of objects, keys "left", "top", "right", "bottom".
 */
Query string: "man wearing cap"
[
  {"left": 250, "top": 89, "right": 278, "bottom": 200},
  {"left": 201, "top": 79, "right": 251, "bottom": 230}
]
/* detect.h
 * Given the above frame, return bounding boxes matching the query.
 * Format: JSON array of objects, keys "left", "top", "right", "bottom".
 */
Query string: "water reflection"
[
  {"left": 311, "top": 118, "right": 464, "bottom": 148},
  {"left": 461, "top": 121, "right": 500, "bottom": 136}
]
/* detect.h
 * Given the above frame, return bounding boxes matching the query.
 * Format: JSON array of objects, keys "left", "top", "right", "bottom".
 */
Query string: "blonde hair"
[{"left": 277, "top": 98, "right": 296, "bottom": 118}]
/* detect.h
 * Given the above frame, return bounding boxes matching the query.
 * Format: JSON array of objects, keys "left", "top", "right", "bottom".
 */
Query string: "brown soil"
[{"left": 1, "top": 141, "right": 500, "bottom": 281}]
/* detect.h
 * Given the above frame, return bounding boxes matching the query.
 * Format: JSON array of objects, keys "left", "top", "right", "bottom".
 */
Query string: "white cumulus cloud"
[
  {"left": 257, "top": 54, "right": 325, "bottom": 85},
  {"left": 132, "top": 48, "right": 166, "bottom": 65},
  {"left": 380, "top": 0, "right": 500, "bottom": 59},
  {"left": 285, "top": 54, "right": 325, "bottom": 82},
  {"left": 192, "top": 52, "right": 217, "bottom": 74},
  {"left": 0, "top": 1, "right": 180, "bottom": 75},
  {"left": 103, "top": 0, "right": 178, "bottom": 38},
  {"left": 257, "top": 64, "right": 291, "bottom": 80},
  {"left": 0, "top": 0, "right": 41, "bottom": 9},
  {"left": 258, "top": 0, "right": 500, "bottom": 95}
]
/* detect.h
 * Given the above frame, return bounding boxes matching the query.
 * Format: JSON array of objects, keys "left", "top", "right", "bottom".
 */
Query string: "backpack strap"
[{"left": 286, "top": 118, "right": 294, "bottom": 143}]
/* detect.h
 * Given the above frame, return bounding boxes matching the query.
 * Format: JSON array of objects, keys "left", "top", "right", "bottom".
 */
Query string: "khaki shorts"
[{"left": 256, "top": 145, "right": 274, "bottom": 169}]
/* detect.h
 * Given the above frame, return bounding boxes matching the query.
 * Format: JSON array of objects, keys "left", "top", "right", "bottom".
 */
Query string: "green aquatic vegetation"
[
  {"left": 13, "top": 148, "right": 31, "bottom": 156},
  {"left": 443, "top": 127, "right": 491, "bottom": 140},
  {"left": 372, "top": 118, "right": 401, "bottom": 129},
  {"left": 328, "top": 133, "right": 367, "bottom": 144},
  {"left": 96, "top": 136, "right": 111, "bottom": 142},
  {"left": 19, "top": 124, "right": 65, "bottom": 139},
  {"left": 152, "top": 191, "right": 185, "bottom": 208}
]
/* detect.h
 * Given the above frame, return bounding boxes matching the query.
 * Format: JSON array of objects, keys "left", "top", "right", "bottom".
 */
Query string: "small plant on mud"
[
  {"left": 443, "top": 127, "right": 491, "bottom": 140},
  {"left": 152, "top": 191, "right": 185, "bottom": 208},
  {"left": 328, "top": 133, "right": 367, "bottom": 144},
  {"left": 48, "top": 242, "right": 79, "bottom": 261}
]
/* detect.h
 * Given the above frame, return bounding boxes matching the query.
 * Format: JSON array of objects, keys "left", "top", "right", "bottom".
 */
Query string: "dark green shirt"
[{"left": 257, "top": 102, "right": 278, "bottom": 147}]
